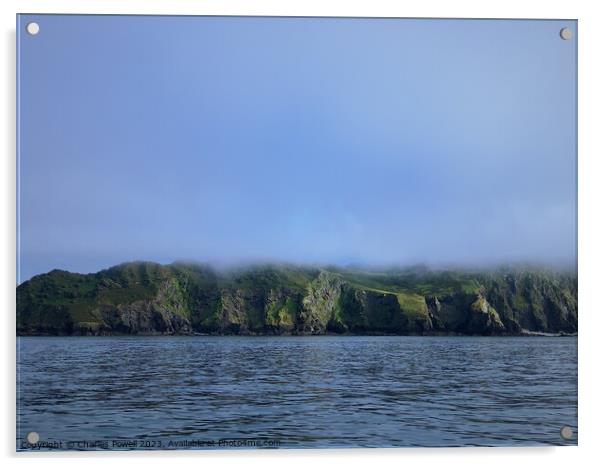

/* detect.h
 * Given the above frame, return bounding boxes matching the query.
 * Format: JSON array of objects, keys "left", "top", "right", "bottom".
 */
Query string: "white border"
[{"left": 2, "top": 1, "right": 601, "bottom": 465}]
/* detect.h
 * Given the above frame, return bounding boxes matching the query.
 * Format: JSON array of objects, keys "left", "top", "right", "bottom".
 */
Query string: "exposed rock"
[{"left": 299, "top": 272, "right": 342, "bottom": 334}]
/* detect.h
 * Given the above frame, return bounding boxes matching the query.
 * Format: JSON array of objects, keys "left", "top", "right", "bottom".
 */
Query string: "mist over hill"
[{"left": 16, "top": 261, "right": 577, "bottom": 336}]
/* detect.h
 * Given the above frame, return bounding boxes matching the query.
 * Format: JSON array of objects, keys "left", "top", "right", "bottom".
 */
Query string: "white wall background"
[{"left": 2, "top": 1, "right": 601, "bottom": 465}]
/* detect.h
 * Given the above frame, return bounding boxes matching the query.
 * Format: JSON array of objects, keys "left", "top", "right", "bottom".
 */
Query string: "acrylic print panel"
[{"left": 16, "top": 15, "right": 577, "bottom": 451}]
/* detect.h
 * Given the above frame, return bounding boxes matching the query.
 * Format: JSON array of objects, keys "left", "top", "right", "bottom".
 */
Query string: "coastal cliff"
[{"left": 16, "top": 262, "right": 577, "bottom": 336}]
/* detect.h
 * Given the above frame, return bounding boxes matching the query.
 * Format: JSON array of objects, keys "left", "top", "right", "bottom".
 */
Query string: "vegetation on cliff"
[{"left": 16, "top": 262, "right": 577, "bottom": 336}]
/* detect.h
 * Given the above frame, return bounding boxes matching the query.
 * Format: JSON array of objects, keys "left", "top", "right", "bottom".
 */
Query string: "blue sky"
[{"left": 17, "top": 15, "right": 577, "bottom": 281}]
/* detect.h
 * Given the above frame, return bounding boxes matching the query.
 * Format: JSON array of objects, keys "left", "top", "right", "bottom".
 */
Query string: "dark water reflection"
[{"left": 17, "top": 336, "right": 577, "bottom": 450}]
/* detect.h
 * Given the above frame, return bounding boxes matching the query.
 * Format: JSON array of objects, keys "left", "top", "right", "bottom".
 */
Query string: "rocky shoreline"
[{"left": 17, "top": 261, "right": 577, "bottom": 337}]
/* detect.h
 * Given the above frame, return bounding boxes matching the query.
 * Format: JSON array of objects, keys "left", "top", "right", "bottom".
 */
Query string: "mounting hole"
[
  {"left": 26, "top": 431, "right": 40, "bottom": 444},
  {"left": 559, "top": 27, "right": 572, "bottom": 40},
  {"left": 560, "top": 425, "right": 573, "bottom": 440},
  {"left": 26, "top": 22, "right": 40, "bottom": 36}
]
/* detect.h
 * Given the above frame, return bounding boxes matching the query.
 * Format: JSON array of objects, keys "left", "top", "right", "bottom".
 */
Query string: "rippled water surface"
[{"left": 17, "top": 336, "right": 577, "bottom": 450}]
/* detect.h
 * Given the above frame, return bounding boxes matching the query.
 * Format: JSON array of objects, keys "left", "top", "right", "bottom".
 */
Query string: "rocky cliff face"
[
  {"left": 426, "top": 293, "right": 505, "bottom": 335},
  {"left": 16, "top": 262, "right": 577, "bottom": 336}
]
